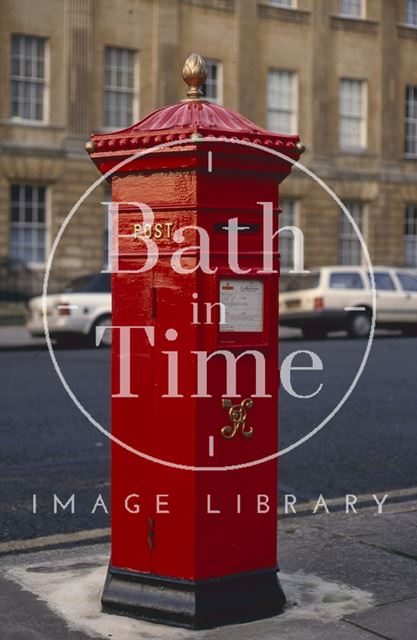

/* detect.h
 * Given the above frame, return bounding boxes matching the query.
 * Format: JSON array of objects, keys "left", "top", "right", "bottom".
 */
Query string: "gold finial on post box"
[
  {"left": 295, "top": 141, "right": 306, "bottom": 154},
  {"left": 85, "top": 140, "right": 96, "bottom": 153},
  {"left": 182, "top": 53, "right": 208, "bottom": 100}
]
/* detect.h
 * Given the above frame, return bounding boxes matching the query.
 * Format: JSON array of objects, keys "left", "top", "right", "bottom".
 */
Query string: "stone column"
[
  {"left": 380, "top": 0, "right": 399, "bottom": 163},
  {"left": 376, "top": 1, "right": 401, "bottom": 261},
  {"left": 152, "top": 0, "right": 180, "bottom": 107},
  {"left": 235, "top": 0, "right": 260, "bottom": 122},
  {"left": 311, "top": 0, "right": 334, "bottom": 160},
  {"left": 65, "top": 0, "right": 93, "bottom": 146}
]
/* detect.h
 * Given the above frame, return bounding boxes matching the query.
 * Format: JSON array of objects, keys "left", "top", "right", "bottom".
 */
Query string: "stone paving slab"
[
  {"left": 0, "top": 575, "right": 102, "bottom": 640},
  {"left": 197, "top": 617, "right": 380, "bottom": 640},
  {"left": 281, "top": 502, "right": 417, "bottom": 605},
  {"left": 0, "top": 326, "right": 45, "bottom": 349},
  {"left": 1, "top": 501, "right": 417, "bottom": 639},
  {"left": 345, "top": 597, "right": 417, "bottom": 640},
  {"left": 283, "top": 505, "right": 417, "bottom": 563},
  {"left": 0, "top": 544, "right": 377, "bottom": 640}
]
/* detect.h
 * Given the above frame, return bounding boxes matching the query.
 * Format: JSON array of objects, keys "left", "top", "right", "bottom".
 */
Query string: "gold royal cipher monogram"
[{"left": 221, "top": 398, "right": 254, "bottom": 439}]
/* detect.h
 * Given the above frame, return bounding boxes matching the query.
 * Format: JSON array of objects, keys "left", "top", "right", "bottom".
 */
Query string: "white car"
[
  {"left": 279, "top": 266, "right": 417, "bottom": 339},
  {"left": 27, "top": 273, "right": 112, "bottom": 346}
]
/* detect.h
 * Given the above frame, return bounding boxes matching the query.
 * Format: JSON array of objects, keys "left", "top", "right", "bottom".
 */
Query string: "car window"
[
  {"left": 64, "top": 273, "right": 111, "bottom": 293},
  {"left": 368, "top": 272, "right": 396, "bottom": 291},
  {"left": 88, "top": 273, "right": 111, "bottom": 293},
  {"left": 64, "top": 275, "right": 95, "bottom": 292},
  {"left": 284, "top": 273, "right": 320, "bottom": 292},
  {"left": 329, "top": 272, "right": 364, "bottom": 289},
  {"left": 397, "top": 273, "right": 417, "bottom": 292}
]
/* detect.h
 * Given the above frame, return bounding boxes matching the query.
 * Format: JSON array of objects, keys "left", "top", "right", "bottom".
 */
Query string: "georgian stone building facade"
[{"left": 1, "top": 0, "right": 417, "bottom": 293}]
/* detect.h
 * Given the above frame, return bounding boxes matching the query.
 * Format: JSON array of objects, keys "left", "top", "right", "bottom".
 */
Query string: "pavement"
[
  {"left": 0, "top": 325, "right": 46, "bottom": 349},
  {"left": 1, "top": 499, "right": 417, "bottom": 639}
]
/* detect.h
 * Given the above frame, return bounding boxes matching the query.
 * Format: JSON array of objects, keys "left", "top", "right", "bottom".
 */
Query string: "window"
[
  {"left": 10, "top": 185, "right": 47, "bottom": 265},
  {"left": 201, "top": 59, "right": 222, "bottom": 104},
  {"left": 285, "top": 272, "right": 320, "bottom": 292},
  {"left": 405, "top": 86, "right": 417, "bottom": 157},
  {"left": 339, "top": 79, "right": 367, "bottom": 150},
  {"left": 267, "top": 70, "right": 297, "bottom": 135},
  {"left": 405, "top": 0, "right": 417, "bottom": 25},
  {"left": 339, "top": 202, "right": 365, "bottom": 265},
  {"left": 279, "top": 199, "right": 298, "bottom": 271},
  {"left": 339, "top": 0, "right": 364, "bottom": 18},
  {"left": 397, "top": 272, "right": 417, "bottom": 292},
  {"left": 404, "top": 204, "right": 417, "bottom": 266},
  {"left": 369, "top": 272, "right": 396, "bottom": 291},
  {"left": 103, "top": 47, "right": 136, "bottom": 128},
  {"left": 64, "top": 273, "right": 111, "bottom": 293},
  {"left": 329, "top": 272, "right": 364, "bottom": 289},
  {"left": 269, "top": 0, "right": 295, "bottom": 7},
  {"left": 11, "top": 34, "right": 46, "bottom": 121}
]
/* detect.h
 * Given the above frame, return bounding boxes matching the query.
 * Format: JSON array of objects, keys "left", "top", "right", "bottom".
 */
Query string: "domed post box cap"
[{"left": 85, "top": 54, "right": 305, "bottom": 176}]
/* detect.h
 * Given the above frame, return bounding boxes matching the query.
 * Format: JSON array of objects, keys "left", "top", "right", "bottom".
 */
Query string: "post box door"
[
  {"left": 149, "top": 261, "right": 198, "bottom": 578},
  {"left": 111, "top": 266, "right": 156, "bottom": 572}
]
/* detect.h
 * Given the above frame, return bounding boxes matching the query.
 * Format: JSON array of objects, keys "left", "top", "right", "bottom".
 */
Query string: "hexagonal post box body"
[{"left": 87, "top": 61, "right": 302, "bottom": 629}]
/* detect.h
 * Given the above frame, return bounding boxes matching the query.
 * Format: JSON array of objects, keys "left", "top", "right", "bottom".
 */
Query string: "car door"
[
  {"left": 370, "top": 271, "right": 404, "bottom": 323},
  {"left": 393, "top": 271, "right": 417, "bottom": 324},
  {"left": 325, "top": 270, "right": 368, "bottom": 310}
]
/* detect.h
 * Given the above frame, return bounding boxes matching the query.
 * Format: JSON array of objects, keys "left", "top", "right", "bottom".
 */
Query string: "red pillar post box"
[{"left": 86, "top": 54, "right": 304, "bottom": 629}]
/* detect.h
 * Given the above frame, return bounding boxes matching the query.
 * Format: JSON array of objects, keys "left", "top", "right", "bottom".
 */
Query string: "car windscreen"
[
  {"left": 63, "top": 273, "right": 111, "bottom": 293},
  {"left": 284, "top": 273, "right": 320, "bottom": 292}
]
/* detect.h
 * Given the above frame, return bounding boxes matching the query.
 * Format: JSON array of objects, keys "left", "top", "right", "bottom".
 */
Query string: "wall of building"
[{"left": 0, "top": 0, "right": 416, "bottom": 294}]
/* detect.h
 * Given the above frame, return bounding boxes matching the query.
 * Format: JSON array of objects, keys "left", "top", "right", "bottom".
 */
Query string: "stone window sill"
[
  {"left": 330, "top": 15, "right": 378, "bottom": 34},
  {"left": 398, "top": 24, "right": 417, "bottom": 40},
  {"left": 258, "top": 3, "right": 310, "bottom": 24},
  {"left": 0, "top": 119, "right": 64, "bottom": 130}
]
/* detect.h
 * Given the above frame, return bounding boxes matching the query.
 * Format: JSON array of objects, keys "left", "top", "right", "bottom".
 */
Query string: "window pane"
[
  {"left": 9, "top": 184, "right": 47, "bottom": 264},
  {"left": 339, "top": 202, "right": 364, "bottom": 265},
  {"left": 269, "top": 0, "right": 293, "bottom": 6},
  {"left": 286, "top": 273, "right": 320, "bottom": 291},
  {"left": 11, "top": 184, "right": 20, "bottom": 203},
  {"left": 201, "top": 59, "right": 221, "bottom": 104},
  {"left": 10, "top": 35, "right": 45, "bottom": 121},
  {"left": 405, "top": 86, "right": 417, "bottom": 156},
  {"left": 404, "top": 204, "right": 417, "bottom": 266},
  {"left": 369, "top": 273, "right": 396, "bottom": 291},
  {"left": 25, "top": 205, "right": 34, "bottom": 223},
  {"left": 339, "top": 79, "right": 366, "bottom": 149},
  {"left": 267, "top": 70, "right": 296, "bottom": 134},
  {"left": 406, "top": 0, "right": 417, "bottom": 25},
  {"left": 11, "top": 206, "right": 20, "bottom": 222},
  {"left": 103, "top": 46, "right": 136, "bottom": 128},
  {"left": 36, "top": 246, "right": 45, "bottom": 263},
  {"left": 397, "top": 273, "right": 417, "bottom": 291},
  {"left": 330, "top": 272, "right": 364, "bottom": 289},
  {"left": 340, "top": 0, "right": 363, "bottom": 17},
  {"left": 279, "top": 199, "right": 296, "bottom": 271},
  {"left": 64, "top": 273, "right": 111, "bottom": 293}
]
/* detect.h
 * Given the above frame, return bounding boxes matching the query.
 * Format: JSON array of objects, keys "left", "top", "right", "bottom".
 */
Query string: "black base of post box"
[{"left": 101, "top": 565, "right": 286, "bottom": 629}]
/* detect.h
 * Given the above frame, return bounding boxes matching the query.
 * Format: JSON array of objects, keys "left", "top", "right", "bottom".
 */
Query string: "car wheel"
[
  {"left": 91, "top": 314, "right": 112, "bottom": 347},
  {"left": 402, "top": 325, "right": 417, "bottom": 337},
  {"left": 302, "top": 327, "right": 327, "bottom": 340},
  {"left": 347, "top": 312, "right": 371, "bottom": 338},
  {"left": 53, "top": 334, "right": 85, "bottom": 349}
]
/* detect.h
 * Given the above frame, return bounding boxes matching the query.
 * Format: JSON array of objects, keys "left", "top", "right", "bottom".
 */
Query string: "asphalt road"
[{"left": 0, "top": 335, "right": 416, "bottom": 542}]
